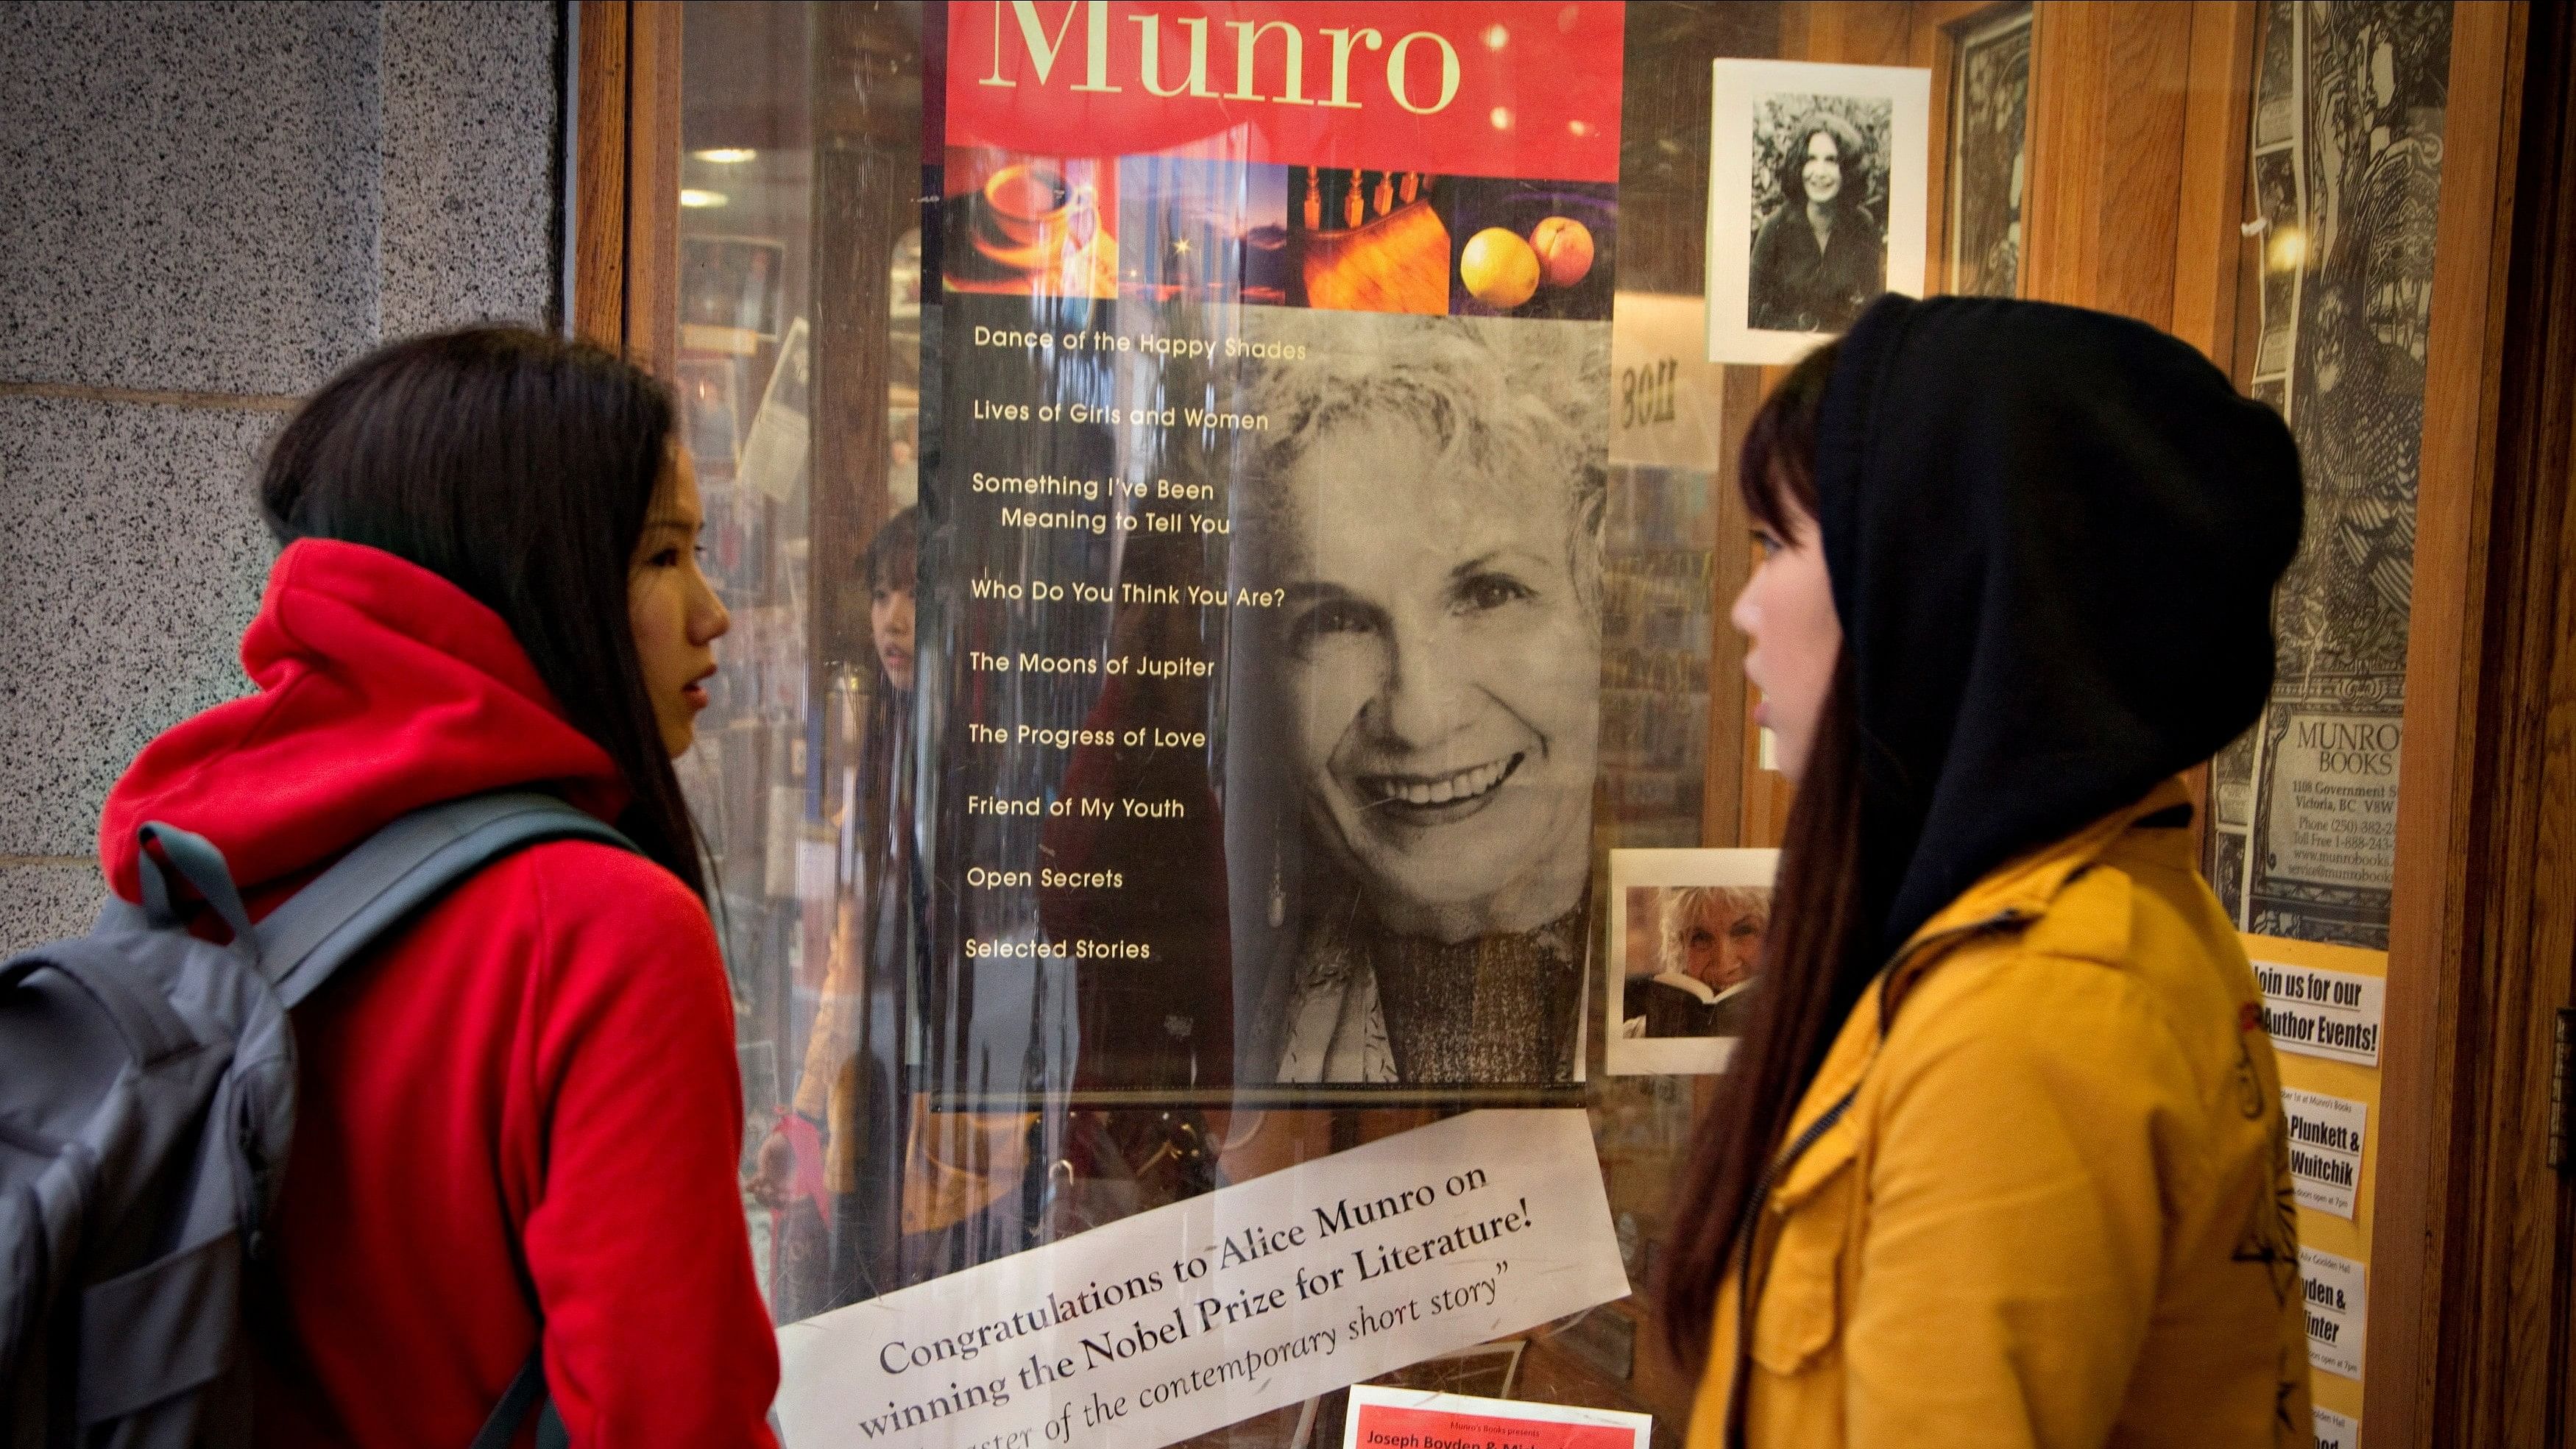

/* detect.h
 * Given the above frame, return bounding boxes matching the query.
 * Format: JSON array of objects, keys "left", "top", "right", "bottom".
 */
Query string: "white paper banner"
[
  {"left": 776, "top": 1110, "right": 1629, "bottom": 1449},
  {"left": 2282, "top": 1088, "right": 2368, "bottom": 1219},
  {"left": 2313, "top": 1406, "right": 2360, "bottom": 1449},
  {"left": 2301, "top": 1246, "right": 2368, "bottom": 1381},
  {"left": 2254, "top": 960, "right": 2385, "bottom": 1066}
]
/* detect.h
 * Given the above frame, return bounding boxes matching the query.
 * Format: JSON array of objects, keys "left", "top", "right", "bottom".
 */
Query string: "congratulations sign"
[{"left": 775, "top": 1111, "right": 1627, "bottom": 1449}]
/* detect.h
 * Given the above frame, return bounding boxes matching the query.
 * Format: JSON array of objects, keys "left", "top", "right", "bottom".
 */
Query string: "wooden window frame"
[
  {"left": 2371, "top": 5, "right": 2576, "bottom": 1443},
  {"left": 573, "top": 0, "right": 682, "bottom": 372}
]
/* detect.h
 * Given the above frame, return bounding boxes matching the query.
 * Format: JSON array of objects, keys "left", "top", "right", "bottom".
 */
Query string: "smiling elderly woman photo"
[
  {"left": 1623, "top": 885, "right": 1768, "bottom": 1041},
  {"left": 1242, "top": 317, "right": 1609, "bottom": 1086}
]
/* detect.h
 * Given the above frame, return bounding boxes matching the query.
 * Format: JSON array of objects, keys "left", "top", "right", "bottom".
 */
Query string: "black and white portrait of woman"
[
  {"left": 1239, "top": 316, "right": 1609, "bottom": 1088},
  {"left": 1747, "top": 105, "right": 1888, "bottom": 333},
  {"left": 1710, "top": 58, "right": 1930, "bottom": 365}
]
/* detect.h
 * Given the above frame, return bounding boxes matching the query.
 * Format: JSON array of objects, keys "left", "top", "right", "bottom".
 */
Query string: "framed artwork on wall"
[{"left": 1706, "top": 57, "right": 1931, "bottom": 364}]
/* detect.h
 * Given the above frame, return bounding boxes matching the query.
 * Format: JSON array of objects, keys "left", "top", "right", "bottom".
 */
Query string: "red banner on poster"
[{"left": 946, "top": 1, "right": 1624, "bottom": 182}]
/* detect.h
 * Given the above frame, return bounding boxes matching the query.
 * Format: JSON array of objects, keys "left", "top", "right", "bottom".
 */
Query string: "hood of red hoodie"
[{"left": 101, "top": 539, "right": 631, "bottom": 901}]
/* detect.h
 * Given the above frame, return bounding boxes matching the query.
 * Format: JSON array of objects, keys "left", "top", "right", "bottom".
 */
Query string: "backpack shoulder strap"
[
  {"left": 473, "top": 1345, "right": 566, "bottom": 1449},
  {"left": 255, "top": 791, "right": 637, "bottom": 1010}
]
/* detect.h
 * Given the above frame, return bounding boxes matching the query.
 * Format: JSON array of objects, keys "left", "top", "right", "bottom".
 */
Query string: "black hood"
[{"left": 1814, "top": 294, "right": 2303, "bottom": 962}]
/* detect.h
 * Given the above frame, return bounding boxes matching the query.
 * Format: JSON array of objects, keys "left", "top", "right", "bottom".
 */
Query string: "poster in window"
[
  {"left": 1706, "top": 57, "right": 1930, "bottom": 365},
  {"left": 921, "top": 2, "right": 1627, "bottom": 1102},
  {"left": 2205, "top": 0, "right": 2454, "bottom": 948}
]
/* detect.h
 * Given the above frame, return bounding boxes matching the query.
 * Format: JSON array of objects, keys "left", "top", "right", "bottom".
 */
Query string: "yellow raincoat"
[{"left": 1687, "top": 779, "right": 2310, "bottom": 1448}]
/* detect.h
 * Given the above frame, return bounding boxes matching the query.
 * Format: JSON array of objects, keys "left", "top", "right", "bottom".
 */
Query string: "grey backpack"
[{"left": 0, "top": 792, "right": 631, "bottom": 1448}]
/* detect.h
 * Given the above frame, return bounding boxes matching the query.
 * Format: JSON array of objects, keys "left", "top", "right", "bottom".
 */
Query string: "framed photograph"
[
  {"left": 1707, "top": 58, "right": 1931, "bottom": 365},
  {"left": 1946, "top": 5, "right": 2033, "bottom": 300},
  {"left": 1605, "top": 848, "right": 1780, "bottom": 1076}
]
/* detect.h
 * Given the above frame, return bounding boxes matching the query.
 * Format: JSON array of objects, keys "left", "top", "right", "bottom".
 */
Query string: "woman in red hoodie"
[{"left": 99, "top": 328, "right": 779, "bottom": 1445}]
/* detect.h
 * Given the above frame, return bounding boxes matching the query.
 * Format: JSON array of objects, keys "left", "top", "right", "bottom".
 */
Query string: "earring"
[{"left": 1268, "top": 827, "right": 1287, "bottom": 929}]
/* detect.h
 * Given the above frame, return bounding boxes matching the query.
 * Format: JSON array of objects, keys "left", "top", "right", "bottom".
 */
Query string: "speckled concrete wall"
[{"left": 0, "top": 1, "right": 564, "bottom": 950}]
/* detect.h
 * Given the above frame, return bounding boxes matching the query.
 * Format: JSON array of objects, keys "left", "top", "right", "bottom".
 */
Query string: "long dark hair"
[
  {"left": 1662, "top": 341, "right": 1872, "bottom": 1367},
  {"left": 257, "top": 326, "right": 707, "bottom": 897},
  {"left": 1773, "top": 110, "right": 1869, "bottom": 213}
]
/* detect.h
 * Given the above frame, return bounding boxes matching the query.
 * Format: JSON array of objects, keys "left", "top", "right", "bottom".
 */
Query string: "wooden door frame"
[
  {"left": 2361, "top": 3, "right": 2538, "bottom": 1442},
  {"left": 573, "top": 0, "right": 682, "bottom": 372},
  {"left": 2370, "top": 5, "right": 2576, "bottom": 1442}
]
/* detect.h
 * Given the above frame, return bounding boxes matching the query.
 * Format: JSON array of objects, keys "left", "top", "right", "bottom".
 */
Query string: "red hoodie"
[{"left": 99, "top": 539, "right": 779, "bottom": 1448}]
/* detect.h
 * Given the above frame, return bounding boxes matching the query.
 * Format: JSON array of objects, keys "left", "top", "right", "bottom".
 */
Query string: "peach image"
[
  {"left": 1529, "top": 216, "right": 1595, "bottom": 288},
  {"left": 1460, "top": 227, "right": 1540, "bottom": 309}
]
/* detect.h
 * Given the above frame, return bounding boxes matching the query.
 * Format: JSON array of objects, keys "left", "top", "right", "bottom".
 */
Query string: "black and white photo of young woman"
[
  {"left": 1747, "top": 99, "right": 1890, "bottom": 333},
  {"left": 1234, "top": 312, "right": 1610, "bottom": 1088},
  {"left": 1708, "top": 58, "right": 1931, "bottom": 366}
]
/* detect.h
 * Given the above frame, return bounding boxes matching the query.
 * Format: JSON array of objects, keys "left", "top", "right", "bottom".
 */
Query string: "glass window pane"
[{"left": 661, "top": 5, "right": 2469, "bottom": 1442}]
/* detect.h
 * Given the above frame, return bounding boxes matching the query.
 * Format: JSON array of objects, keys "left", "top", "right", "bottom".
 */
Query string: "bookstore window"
[{"left": 598, "top": 4, "right": 2529, "bottom": 1444}]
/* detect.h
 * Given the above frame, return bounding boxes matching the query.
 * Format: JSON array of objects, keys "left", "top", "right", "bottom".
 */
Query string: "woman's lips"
[
  {"left": 1359, "top": 751, "right": 1525, "bottom": 818},
  {"left": 684, "top": 668, "right": 715, "bottom": 710}
]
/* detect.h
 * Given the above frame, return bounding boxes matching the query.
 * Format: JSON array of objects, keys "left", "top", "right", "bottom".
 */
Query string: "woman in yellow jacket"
[{"left": 1671, "top": 295, "right": 2311, "bottom": 1448}]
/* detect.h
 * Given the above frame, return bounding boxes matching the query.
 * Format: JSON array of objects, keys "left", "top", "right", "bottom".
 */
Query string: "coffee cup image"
[{"left": 983, "top": 162, "right": 1096, "bottom": 252}]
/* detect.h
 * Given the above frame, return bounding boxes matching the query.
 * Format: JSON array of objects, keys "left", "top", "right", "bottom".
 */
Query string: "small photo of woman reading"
[
  {"left": 1606, "top": 849, "right": 1780, "bottom": 1076},
  {"left": 1627, "top": 886, "right": 1765, "bottom": 1036}
]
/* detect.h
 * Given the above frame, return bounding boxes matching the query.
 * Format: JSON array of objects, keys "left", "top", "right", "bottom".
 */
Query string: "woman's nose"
[
  {"left": 695, "top": 578, "right": 732, "bottom": 645},
  {"left": 1730, "top": 574, "right": 1762, "bottom": 640},
  {"left": 1371, "top": 617, "right": 1473, "bottom": 750}
]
